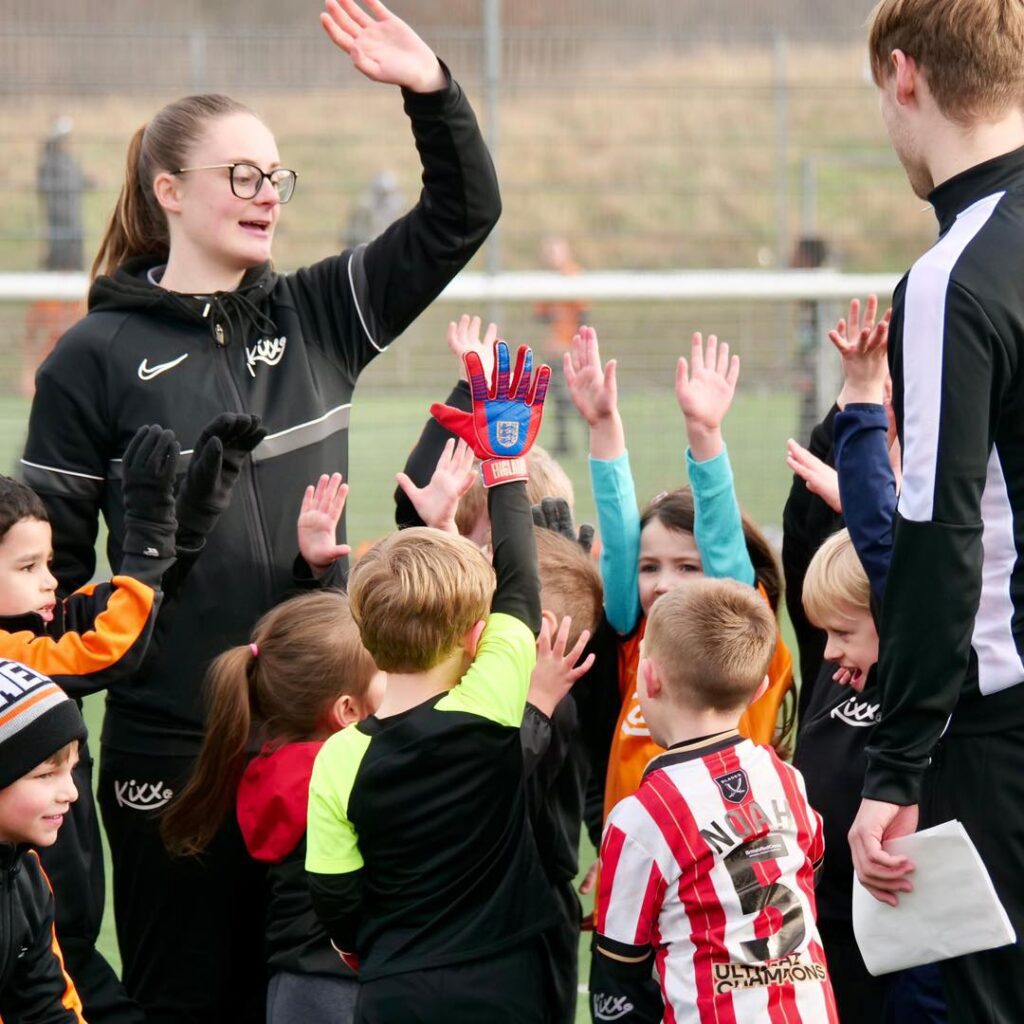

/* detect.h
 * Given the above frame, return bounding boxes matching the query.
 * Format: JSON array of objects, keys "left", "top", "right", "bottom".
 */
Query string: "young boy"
[
  {"left": 306, "top": 340, "right": 559, "bottom": 1022},
  {"left": 0, "top": 413, "right": 264, "bottom": 1023},
  {"left": 593, "top": 578, "right": 836, "bottom": 1024},
  {"left": 0, "top": 658, "right": 90, "bottom": 1022}
]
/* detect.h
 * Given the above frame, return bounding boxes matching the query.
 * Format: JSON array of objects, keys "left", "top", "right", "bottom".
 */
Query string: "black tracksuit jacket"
[
  {"left": 869, "top": 146, "right": 1024, "bottom": 804},
  {"left": 0, "top": 844, "right": 85, "bottom": 1023},
  {"left": 22, "top": 70, "right": 500, "bottom": 757}
]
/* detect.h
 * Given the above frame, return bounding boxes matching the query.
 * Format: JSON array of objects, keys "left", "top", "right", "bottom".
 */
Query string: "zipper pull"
[{"left": 215, "top": 323, "right": 226, "bottom": 347}]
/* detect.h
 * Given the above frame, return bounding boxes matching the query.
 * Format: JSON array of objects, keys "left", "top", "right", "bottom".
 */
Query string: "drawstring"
[
  {"left": 163, "top": 284, "right": 278, "bottom": 347},
  {"left": 204, "top": 289, "right": 278, "bottom": 346}
]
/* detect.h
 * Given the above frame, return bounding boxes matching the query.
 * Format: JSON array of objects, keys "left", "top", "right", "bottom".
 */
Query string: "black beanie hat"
[{"left": 0, "top": 659, "right": 87, "bottom": 790}]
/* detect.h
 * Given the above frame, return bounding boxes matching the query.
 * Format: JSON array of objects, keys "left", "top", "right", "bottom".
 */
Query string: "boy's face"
[
  {"left": 822, "top": 603, "right": 879, "bottom": 692},
  {"left": 637, "top": 645, "right": 671, "bottom": 749},
  {"left": 0, "top": 742, "right": 79, "bottom": 847},
  {"left": 0, "top": 518, "right": 58, "bottom": 623}
]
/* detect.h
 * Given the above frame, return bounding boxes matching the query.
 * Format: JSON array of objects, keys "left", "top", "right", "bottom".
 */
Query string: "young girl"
[
  {"left": 21, "top": 3, "right": 499, "bottom": 1019},
  {"left": 564, "top": 326, "right": 794, "bottom": 829},
  {"left": 162, "top": 589, "right": 382, "bottom": 1024}
]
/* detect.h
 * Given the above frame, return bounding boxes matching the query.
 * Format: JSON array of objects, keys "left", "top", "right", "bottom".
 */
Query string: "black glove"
[
  {"left": 122, "top": 425, "right": 180, "bottom": 560},
  {"left": 531, "top": 496, "right": 595, "bottom": 554},
  {"left": 176, "top": 413, "right": 267, "bottom": 547}
]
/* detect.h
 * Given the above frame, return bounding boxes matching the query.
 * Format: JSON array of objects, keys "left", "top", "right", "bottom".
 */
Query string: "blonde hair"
[
  {"left": 868, "top": 0, "right": 1024, "bottom": 123},
  {"left": 349, "top": 527, "right": 495, "bottom": 672},
  {"left": 162, "top": 591, "right": 377, "bottom": 856},
  {"left": 454, "top": 445, "right": 574, "bottom": 540},
  {"left": 536, "top": 528, "right": 602, "bottom": 648},
  {"left": 644, "top": 579, "right": 777, "bottom": 712},
  {"left": 802, "top": 529, "right": 871, "bottom": 627}
]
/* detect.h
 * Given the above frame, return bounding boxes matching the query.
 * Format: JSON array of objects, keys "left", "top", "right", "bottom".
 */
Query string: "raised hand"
[
  {"left": 297, "top": 473, "right": 352, "bottom": 576},
  {"left": 320, "top": 0, "right": 445, "bottom": 93},
  {"left": 430, "top": 340, "right": 550, "bottom": 488},
  {"left": 396, "top": 438, "right": 477, "bottom": 534},
  {"left": 675, "top": 332, "right": 740, "bottom": 462},
  {"left": 531, "top": 496, "right": 595, "bottom": 555},
  {"left": 830, "top": 295, "right": 892, "bottom": 406},
  {"left": 785, "top": 438, "right": 842, "bottom": 514},
  {"left": 122, "top": 425, "right": 180, "bottom": 560},
  {"left": 446, "top": 314, "right": 498, "bottom": 386},
  {"left": 527, "top": 613, "right": 595, "bottom": 718},
  {"left": 563, "top": 325, "right": 624, "bottom": 460}
]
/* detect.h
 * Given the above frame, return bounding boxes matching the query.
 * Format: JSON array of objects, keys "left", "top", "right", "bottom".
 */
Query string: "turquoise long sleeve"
[
  {"left": 687, "top": 445, "right": 755, "bottom": 586},
  {"left": 589, "top": 452, "right": 642, "bottom": 634}
]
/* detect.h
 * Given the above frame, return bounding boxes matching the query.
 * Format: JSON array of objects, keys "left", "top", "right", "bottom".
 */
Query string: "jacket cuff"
[
  {"left": 401, "top": 60, "right": 456, "bottom": 114},
  {"left": 862, "top": 757, "right": 924, "bottom": 805}
]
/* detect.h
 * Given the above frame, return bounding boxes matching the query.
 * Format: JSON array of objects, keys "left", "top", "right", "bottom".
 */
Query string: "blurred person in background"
[{"left": 343, "top": 169, "right": 406, "bottom": 247}]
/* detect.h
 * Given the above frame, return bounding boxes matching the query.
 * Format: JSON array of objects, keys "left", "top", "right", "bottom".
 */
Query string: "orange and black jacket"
[
  {"left": 0, "top": 844, "right": 86, "bottom": 1023},
  {"left": 0, "top": 573, "right": 160, "bottom": 699}
]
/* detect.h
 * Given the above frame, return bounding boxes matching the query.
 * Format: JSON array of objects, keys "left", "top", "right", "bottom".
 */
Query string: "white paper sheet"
[{"left": 852, "top": 820, "right": 1016, "bottom": 976}]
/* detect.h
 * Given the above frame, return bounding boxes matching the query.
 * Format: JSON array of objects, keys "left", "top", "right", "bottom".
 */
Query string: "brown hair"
[
  {"left": 640, "top": 488, "right": 783, "bottom": 612},
  {"left": 454, "top": 445, "right": 574, "bottom": 542},
  {"left": 349, "top": 527, "right": 495, "bottom": 673},
  {"left": 161, "top": 590, "right": 377, "bottom": 857},
  {"left": 645, "top": 578, "right": 777, "bottom": 712},
  {"left": 535, "top": 528, "right": 603, "bottom": 648},
  {"left": 93, "top": 94, "right": 255, "bottom": 279},
  {"left": 40, "top": 740, "right": 79, "bottom": 769},
  {"left": 802, "top": 529, "right": 872, "bottom": 627},
  {"left": 0, "top": 476, "right": 48, "bottom": 544},
  {"left": 868, "top": 0, "right": 1024, "bottom": 122}
]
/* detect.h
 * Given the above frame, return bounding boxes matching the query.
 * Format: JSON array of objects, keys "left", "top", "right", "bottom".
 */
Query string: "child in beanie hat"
[{"left": 0, "top": 658, "right": 88, "bottom": 1022}]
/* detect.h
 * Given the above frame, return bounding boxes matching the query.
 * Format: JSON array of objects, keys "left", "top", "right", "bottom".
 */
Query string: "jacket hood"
[
  {"left": 88, "top": 255, "right": 279, "bottom": 343},
  {"left": 236, "top": 740, "right": 324, "bottom": 864}
]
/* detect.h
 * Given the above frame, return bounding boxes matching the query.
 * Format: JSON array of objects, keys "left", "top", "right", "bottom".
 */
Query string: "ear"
[
  {"left": 152, "top": 170, "right": 184, "bottom": 216},
  {"left": 539, "top": 608, "right": 558, "bottom": 638},
  {"left": 891, "top": 49, "right": 918, "bottom": 107},
  {"left": 749, "top": 674, "right": 770, "bottom": 706},
  {"left": 639, "top": 657, "right": 662, "bottom": 701},
  {"left": 327, "top": 695, "right": 361, "bottom": 731},
  {"left": 463, "top": 619, "right": 487, "bottom": 660}
]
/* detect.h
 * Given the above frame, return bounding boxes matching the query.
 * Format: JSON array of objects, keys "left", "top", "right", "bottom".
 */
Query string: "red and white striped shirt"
[{"left": 595, "top": 731, "right": 837, "bottom": 1024}]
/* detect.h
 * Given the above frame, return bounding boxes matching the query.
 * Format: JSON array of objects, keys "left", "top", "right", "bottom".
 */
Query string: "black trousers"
[
  {"left": 818, "top": 919, "right": 888, "bottom": 1024},
  {"left": 920, "top": 726, "right": 1024, "bottom": 1024},
  {"left": 98, "top": 747, "right": 267, "bottom": 1024},
  {"left": 355, "top": 940, "right": 547, "bottom": 1024},
  {"left": 38, "top": 741, "right": 143, "bottom": 1024},
  {"left": 540, "top": 881, "right": 582, "bottom": 1024}
]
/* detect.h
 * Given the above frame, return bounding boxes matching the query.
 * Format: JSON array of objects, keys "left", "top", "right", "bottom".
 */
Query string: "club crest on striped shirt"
[
  {"left": 713, "top": 768, "right": 749, "bottom": 804},
  {"left": 495, "top": 420, "right": 520, "bottom": 448}
]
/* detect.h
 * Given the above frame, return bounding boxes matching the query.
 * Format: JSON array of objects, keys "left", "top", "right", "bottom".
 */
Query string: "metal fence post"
[
  {"left": 774, "top": 33, "right": 790, "bottom": 268},
  {"left": 483, "top": 0, "right": 501, "bottom": 277},
  {"left": 190, "top": 29, "right": 208, "bottom": 93}
]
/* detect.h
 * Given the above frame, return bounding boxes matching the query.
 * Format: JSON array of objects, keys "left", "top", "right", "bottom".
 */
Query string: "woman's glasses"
[{"left": 174, "top": 162, "right": 298, "bottom": 203}]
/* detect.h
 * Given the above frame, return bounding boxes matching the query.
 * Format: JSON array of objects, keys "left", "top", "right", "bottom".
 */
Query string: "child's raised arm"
[
  {"left": 565, "top": 327, "right": 641, "bottom": 634},
  {"left": 829, "top": 296, "right": 896, "bottom": 601},
  {"left": 675, "top": 333, "right": 754, "bottom": 586}
]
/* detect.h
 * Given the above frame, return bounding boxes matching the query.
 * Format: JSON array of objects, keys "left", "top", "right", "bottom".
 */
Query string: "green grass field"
[{"left": 12, "top": 382, "right": 799, "bottom": 1022}]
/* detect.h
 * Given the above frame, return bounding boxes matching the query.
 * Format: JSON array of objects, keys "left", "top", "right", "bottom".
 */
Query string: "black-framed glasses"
[{"left": 174, "top": 162, "right": 298, "bottom": 203}]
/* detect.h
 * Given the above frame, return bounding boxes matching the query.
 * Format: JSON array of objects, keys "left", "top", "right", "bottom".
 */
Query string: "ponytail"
[
  {"left": 160, "top": 644, "right": 254, "bottom": 856},
  {"left": 160, "top": 590, "right": 378, "bottom": 858},
  {"left": 91, "top": 93, "right": 256, "bottom": 280},
  {"left": 92, "top": 125, "right": 170, "bottom": 280}
]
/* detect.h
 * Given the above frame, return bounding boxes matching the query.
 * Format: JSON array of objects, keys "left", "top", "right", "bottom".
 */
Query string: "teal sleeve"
[
  {"left": 436, "top": 612, "right": 537, "bottom": 728},
  {"left": 305, "top": 729, "right": 371, "bottom": 874},
  {"left": 590, "top": 452, "right": 642, "bottom": 634},
  {"left": 687, "top": 445, "right": 755, "bottom": 586}
]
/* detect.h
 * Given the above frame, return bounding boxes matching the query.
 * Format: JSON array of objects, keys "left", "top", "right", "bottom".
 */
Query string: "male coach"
[{"left": 848, "top": 2, "right": 1024, "bottom": 1020}]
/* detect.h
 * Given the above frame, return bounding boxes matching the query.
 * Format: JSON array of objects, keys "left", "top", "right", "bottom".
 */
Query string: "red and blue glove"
[{"left": 430, "top": 340, "right": 550, "bottom": 487}]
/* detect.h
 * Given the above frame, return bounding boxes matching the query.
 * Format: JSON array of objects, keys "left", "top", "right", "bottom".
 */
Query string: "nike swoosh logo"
[{"left": 138, "top": 354, "right": 189, "bottom": 381}]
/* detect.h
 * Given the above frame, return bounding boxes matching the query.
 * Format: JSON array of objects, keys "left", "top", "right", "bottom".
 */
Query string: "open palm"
[
  {"left": 563, "top": 326, "right": 617, "bottom": 427},
  {"left": 297, "top": 473, "right": 351, "bottom": 572},
  {"left": 675, "top": 332, "right": 739, "bottom": 433},
  {"left": 320, "top": 0, "right": 444, "bottom": 93}
]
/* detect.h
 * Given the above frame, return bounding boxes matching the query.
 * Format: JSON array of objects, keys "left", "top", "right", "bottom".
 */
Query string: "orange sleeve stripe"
[
  {"left": 0, "top": 575, "right": 155, "bottom": 679},
  {"left": 31, "top": 854, "right": 87, "bottom": 1023}
]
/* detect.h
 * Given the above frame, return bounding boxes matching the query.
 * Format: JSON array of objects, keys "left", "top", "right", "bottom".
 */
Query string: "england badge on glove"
[{"left": 430, "top": 340, "right": 550, "bottom": 487}]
